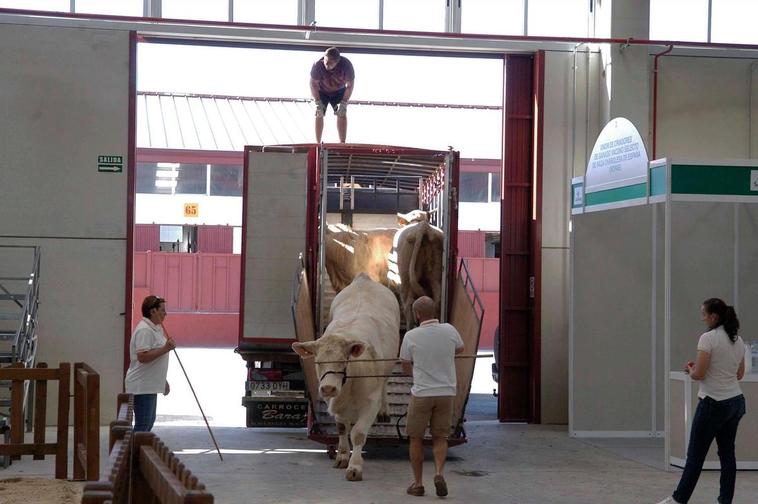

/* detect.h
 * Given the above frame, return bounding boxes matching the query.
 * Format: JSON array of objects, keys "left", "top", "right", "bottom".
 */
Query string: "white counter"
[{"left": 669, "top": 371, "right": 758, "bottom": 469}]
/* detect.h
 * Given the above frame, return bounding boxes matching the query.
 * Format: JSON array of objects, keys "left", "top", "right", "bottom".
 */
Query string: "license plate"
[{"left": 247, "top": 381, "right": 290, "bottom": 392}]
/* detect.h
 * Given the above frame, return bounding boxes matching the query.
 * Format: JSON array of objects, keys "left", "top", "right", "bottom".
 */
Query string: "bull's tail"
[{"left": 408, "top": 221, "right": 428, "bottom": 297}]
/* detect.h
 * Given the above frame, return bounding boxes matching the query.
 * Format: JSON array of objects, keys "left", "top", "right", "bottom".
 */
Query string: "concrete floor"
[
  {"left": 4, "top": 350, "right": 756, "bottom": 503},
  {"left": 3, "top": 422, "right": 758, "bottom": 503}
]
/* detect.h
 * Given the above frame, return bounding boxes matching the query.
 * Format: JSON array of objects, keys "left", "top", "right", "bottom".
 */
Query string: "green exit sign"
[{"left": 98, "top": 155, "right": 123, "bottom": 173}]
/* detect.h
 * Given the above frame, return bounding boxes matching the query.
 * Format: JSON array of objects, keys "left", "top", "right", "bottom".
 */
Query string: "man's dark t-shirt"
[{"left": 310, "top": 57, "right": 355, "bottom": 94}]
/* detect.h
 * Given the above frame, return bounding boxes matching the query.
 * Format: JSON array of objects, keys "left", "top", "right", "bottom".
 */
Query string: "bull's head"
[{"left": 292, "top": 336, "right": 366, "bottom": 399}]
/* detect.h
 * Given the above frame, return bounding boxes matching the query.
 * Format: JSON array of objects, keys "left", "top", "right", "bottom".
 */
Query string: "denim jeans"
[
  {"left": 673, "top": 394, "right": 746, "bottom": 504},
  {"left": 133, "top": 393, "right": 158, "bottom": 432}
]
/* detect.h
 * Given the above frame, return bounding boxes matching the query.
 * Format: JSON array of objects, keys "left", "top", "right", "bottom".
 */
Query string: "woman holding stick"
[{"left": 125, "top": 295, "right": 175, "bottom": 432}]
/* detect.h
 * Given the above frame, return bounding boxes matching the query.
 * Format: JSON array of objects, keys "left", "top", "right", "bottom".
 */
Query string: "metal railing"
[{"left": 0, "top": 245, "right": 42, "bottom": 431}]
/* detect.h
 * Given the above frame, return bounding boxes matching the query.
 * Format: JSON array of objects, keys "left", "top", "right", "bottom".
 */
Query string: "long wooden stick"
[
  {"left": 315, "top": 354, "right": 493, "bottom": 365},
  {"left": 172, "top": 348, "right": 224, "bottom": 461},
  {"left": 163, "top": 325, "right": 223, "bottom": 461}
]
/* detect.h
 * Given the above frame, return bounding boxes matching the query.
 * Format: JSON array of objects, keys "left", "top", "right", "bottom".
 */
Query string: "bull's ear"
[
  {"left": 292, "top": 341, "right": 318, "bottom": 358},
  {"left": 397, "top": 212, "right": 409, "bottom": 226},
  {"left": 349, "top": 342, "right": 365, "bottom": 358}
]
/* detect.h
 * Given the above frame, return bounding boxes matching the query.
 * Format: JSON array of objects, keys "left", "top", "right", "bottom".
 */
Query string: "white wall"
[
  {"left": 458, "top": 202, "right": 501, "bottom": 231},
  {"left": 656, "top": 56, "right": 757, "bottom": 159},
  {"left": 541, "top": 50, "right": 604, "bottom": 424},
  {"left": 136, "top": 194, "right": 243, "bottom": 226},
  {"left": 0, "top": 24, "right": 130, "bottom": 424}
]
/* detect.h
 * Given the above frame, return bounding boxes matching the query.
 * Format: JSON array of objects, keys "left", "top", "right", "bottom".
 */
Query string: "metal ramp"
[
  {"left": 0, "top": 245, "right": 41, "bottom": 439},
  {"left": 293, "top": 257, "right": 484, "bottom": 446},
  {"left": 313, "top": 363, "right": 413, "bottom": 440}
]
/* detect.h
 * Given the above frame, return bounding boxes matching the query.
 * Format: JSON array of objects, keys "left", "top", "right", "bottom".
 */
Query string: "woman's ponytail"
[
  {"left": 722, "top": 305, "right": 740, "bottom": 342},
  {"left": 703, "top": 298, "right": 740, "bottom": 343}
]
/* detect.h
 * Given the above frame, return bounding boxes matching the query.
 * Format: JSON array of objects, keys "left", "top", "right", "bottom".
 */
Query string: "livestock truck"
[{"left": 236, "top": 144, "right": 483, "bottom": 451}]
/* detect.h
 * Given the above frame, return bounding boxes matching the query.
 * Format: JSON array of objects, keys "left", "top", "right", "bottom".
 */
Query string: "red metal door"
[
  {"left": 134, "top": 224, "right": 160, "bottom": 252},
  {"left": 197, "top": 225, "right": 233, "bottom": 253},
  {"left": 498, "top": 52, "right": 543, "bottom": 423}
]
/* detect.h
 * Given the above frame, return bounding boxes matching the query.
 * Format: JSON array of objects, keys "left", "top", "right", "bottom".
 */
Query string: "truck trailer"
[{"left": 236, "top": 144, "right": 483, "bottom": 451}]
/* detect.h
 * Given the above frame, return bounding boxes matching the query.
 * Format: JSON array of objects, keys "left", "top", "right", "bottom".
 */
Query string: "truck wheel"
[{"left": 327, "top": 445, "right": 337, "bottom": 459}]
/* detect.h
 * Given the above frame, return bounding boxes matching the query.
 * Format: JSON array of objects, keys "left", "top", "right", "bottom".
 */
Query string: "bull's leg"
[
  {"left": 345, "top": 397, "right": 382, "bottom": 481},
  {"left": 376, "top": 382, "right": 390, "bottom": 423},
  {"left": 403, "top": 294, "right": 414, "bottom": 331},
  {"left": 333, "top": 416, "right": 351, "bottom": 469},
  {"left": 431, "top": 276, "right": 442, "bottom": 319}
]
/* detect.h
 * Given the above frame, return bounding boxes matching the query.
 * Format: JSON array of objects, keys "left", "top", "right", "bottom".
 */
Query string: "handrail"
[
  {"left": 0, "top": 245, "right": 41, "bottom": 431},
  {"left": 457, "top": 258, "right": 485, "bottom": 320}
]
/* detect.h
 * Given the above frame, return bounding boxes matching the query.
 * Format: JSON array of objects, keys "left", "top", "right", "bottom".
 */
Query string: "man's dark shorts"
[{"left": 317, "top": 88, "right": 346, "bottom": 114}]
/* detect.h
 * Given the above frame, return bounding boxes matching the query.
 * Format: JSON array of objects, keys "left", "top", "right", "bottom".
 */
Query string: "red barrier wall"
[{"left": 131, "top": 250, "right": 499, "bottom": 349}]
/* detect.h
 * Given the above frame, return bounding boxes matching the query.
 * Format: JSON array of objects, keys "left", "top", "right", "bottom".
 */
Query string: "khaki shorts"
[{"left": 406, "top": 395, "right": 453, "bottom": 439}]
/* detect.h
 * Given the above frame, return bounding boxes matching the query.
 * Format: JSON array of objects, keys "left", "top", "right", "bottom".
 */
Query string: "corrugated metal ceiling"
[{"left": 136, "top": 92, "right": 502, "bottom": 159}]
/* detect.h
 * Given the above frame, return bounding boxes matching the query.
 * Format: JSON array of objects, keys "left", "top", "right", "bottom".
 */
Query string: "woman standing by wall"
[
  {"left": 659, "top": 298, "right": 747, "bottom": 504},
  {"left": 125, "top": 295, "right": 176, "bottom": 432}
]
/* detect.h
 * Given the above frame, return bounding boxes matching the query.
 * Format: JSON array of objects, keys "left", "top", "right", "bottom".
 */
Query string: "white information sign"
[
  {"left": 573, "top": 185, "right": 584, "bottom": 206},
  {"left": 585, "top": 118, "right": 649, "bottom": 194}
]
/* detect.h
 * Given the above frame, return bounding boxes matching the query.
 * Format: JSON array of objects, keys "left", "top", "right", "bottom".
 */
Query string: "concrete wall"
[
  {"left": 656, "top": 55, "right": 757, "bottom": 159},
  {"left": 541, "top": 50, "right": 603, "bottom": 424},
  {"left": 0, "top": 24, "right": 130, "bottom": 423},
  {"left": 544, "top": 50, "right": 758, "bottom": 425}
]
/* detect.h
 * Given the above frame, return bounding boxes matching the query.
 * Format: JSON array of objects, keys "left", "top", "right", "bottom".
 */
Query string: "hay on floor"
[{"left": 0, "top": 477, "right": 83, "bottom": 504}]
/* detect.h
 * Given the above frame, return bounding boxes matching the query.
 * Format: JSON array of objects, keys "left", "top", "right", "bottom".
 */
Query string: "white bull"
[{"left": 292, "top": 273, "right": 400, "bottom": 481}]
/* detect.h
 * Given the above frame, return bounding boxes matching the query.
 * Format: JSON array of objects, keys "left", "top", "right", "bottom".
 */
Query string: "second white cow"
[{"left": 292, "top": 273, "right": 400, "bottom": 481}]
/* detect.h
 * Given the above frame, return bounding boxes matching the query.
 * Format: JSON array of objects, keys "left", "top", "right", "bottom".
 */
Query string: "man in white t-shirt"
[
  {"left": 124, "top": 295, "right": 175, "bottom": 432},
  {"left": 400, "top": 296, "right": 464, "bottom": 497}
]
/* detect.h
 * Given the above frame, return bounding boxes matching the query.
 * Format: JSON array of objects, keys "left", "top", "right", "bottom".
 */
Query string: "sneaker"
[{"left": 656, "top": 498, "right": 677, "bottom": 504}]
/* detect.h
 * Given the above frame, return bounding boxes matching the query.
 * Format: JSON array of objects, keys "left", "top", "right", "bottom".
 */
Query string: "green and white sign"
[
  {"left": 585, "top": 118, "right": 649, "bottom": 210},
  {"left": 98, "top": 155, "right": 123, "bottom": 173}
]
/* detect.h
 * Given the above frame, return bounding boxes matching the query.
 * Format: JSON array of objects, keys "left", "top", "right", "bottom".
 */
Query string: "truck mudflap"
[{"left": 292, "top": 258, "right": 484, "bottom": 447}]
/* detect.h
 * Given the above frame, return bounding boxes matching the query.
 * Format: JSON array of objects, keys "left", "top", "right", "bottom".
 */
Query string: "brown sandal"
[
  {"left": 407, "top": 483, "right": 425, "bottom": 496},
  {"left": 434, "top": 475, "right": 448, "bottom": 497}
]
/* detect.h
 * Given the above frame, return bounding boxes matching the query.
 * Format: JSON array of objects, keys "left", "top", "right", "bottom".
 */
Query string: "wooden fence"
[
  {"left": 82, "top": 395, "right": 214, "bottom": 503},
  {"left": 0, "top": 362, "right": 70, "bottom": 479},
  {"left": 73, "top": 362, "right": 100, "bottom": 481},
  {"left": 0, "top": 361, "right": 100, "bottom": 480}
]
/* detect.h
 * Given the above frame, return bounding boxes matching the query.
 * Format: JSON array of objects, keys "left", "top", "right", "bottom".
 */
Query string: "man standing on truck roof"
[
  {"left": 310, "top": 47, "right": 355, "bottom": 143},
  {"left": 400, "top": 296, "right": 465, "bottom": 498}
]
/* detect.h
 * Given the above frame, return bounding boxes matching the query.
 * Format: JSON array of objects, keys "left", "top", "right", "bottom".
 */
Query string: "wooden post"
[
  {"left": 86, "top": 367, "right": 100, "bottom": 481},
  {"left": 74, "top": 363, "right": 101, "bottom": 481},
  {"left": 10, "top": 374, "right": 23, "bottom": 461},
  {"left": 74, "top": 364, "right": 85, "bottom": 480},
  {"left": 33, "top": 363, "right": 48, "bottom": 460},
  {"left": 55, "top": 362, "right": 70, "bottom": 480},
  {"left": 132, "top": 432, "right": 154, "bottom": 504}
]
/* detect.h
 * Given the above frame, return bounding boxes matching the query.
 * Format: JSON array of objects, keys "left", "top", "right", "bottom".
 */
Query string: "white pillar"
[{"left": 594, "top": 0, "right": 651, "bottom": 153}]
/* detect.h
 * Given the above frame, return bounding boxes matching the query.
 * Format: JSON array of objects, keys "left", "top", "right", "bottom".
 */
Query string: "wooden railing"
[
  {"left": 0, "top": 362, "right": 70, "bottom": 479},
  {"left": 81, "top": 429, "right": 132, "bottom": 504},
  {"left": 82, "top": 394, "right": 214, "bottom": 504},
  {"left": 73, "top": 362, "right": 100, "bottom": 481},
  {"left": 108, "top": 393, "right": 133, "bottom": 452},
  {"left": 132, "top": 432, "right": 214, "bottom": 504}
]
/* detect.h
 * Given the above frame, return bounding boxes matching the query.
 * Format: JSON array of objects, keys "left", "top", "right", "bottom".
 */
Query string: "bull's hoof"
[
  {"left": 345, "top": 467, "right": 363, "bottom": 481},
  {"left": 376, "top": 413, "right": 391, "bottom": 424},
  {"left": 333, "top": 457, "right": 349, "bottom": 469}
]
